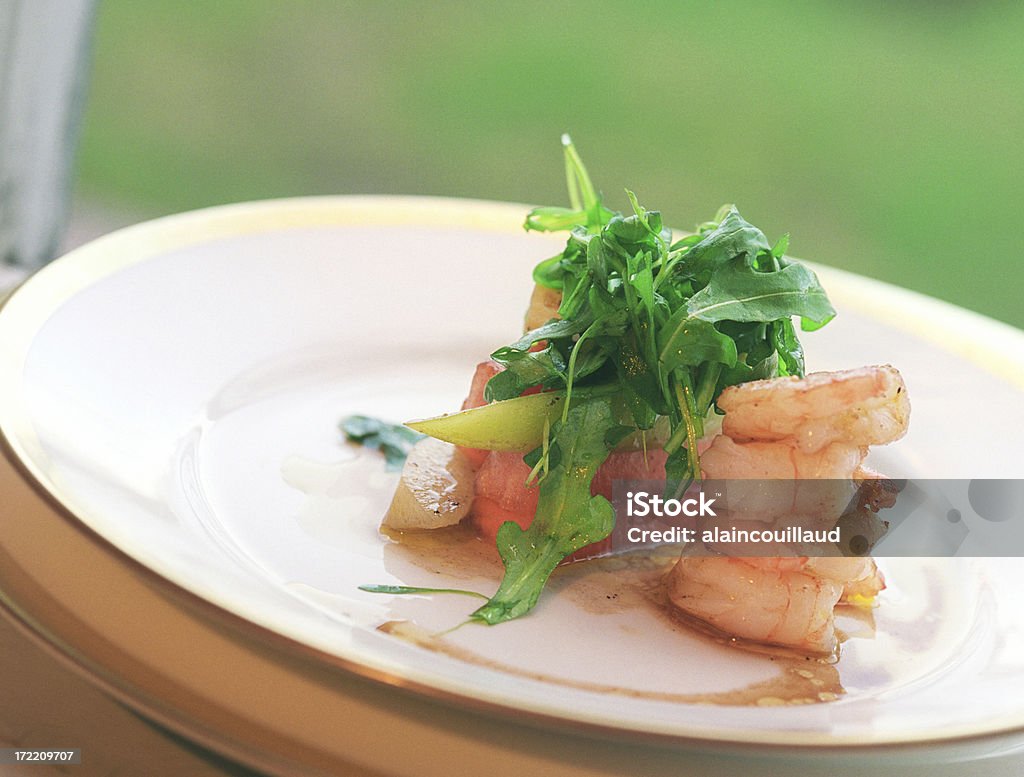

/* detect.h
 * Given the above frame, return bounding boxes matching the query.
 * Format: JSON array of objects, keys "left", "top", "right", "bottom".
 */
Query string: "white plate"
[{"left": 2, "top": 197, "right": 1024, "bottom": 770}]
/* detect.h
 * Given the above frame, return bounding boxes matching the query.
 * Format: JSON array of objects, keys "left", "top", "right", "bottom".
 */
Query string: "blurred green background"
[{"left": 75, "top": 1, "right": 1023, "bottom": 327}]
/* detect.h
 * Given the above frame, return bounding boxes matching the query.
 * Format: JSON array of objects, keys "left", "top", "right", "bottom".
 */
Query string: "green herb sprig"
[{"left": 340, "top": 415, "right": 425, "bottom": 470}]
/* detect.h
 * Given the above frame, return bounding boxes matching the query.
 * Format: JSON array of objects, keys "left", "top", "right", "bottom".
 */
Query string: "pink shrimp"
[
  {"left": 666, "top": 555, "right": 844, "bottom": 653},
  {"left": 717, "top": 364, "right": 909, "bottom": 454},
  {"left": 667, "top": 366, "right": 908, "bottom": 653}
]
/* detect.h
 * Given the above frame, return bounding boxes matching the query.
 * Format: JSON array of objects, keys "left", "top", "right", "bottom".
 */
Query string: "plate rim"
[{"left": 2, "top": 194, "right": 1024, "bottom": 755}]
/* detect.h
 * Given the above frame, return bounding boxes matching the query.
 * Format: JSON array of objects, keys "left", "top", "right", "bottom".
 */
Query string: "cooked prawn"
[
  {"left": 667, "top": 365, "right": 908, "bottom": 653},
  {"left": 666, "top": 554, "right": 884, "bottom": 653},
  {"left": 717, "top": 364, "right": 909, "bottom": 453},
  {"left": 701, "top": 436, "right": 865, "bottom": 480},
  {"left": 666, "top": 555, "right": 844, "bottom": 654}
]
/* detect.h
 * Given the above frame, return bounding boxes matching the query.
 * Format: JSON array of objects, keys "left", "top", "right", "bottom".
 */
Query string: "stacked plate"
[{"left": 1, "top": 197, "right": 1023, "bottom": 776}]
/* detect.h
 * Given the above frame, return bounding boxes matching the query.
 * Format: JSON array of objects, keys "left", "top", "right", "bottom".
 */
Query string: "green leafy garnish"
[
  {"left": 502, "top": 135, "right": 834, "bottom": 493},
  {"left": 418, "top": 135, "right": 834, "bottom": 625},
  {"left": 340, "top": 415, "right": 425, "bottom": 470}
]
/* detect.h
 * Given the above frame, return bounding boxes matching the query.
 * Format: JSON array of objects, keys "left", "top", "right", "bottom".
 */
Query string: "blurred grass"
[{"left": 76, "top": 0, "right": 1024, "bottom": 327}]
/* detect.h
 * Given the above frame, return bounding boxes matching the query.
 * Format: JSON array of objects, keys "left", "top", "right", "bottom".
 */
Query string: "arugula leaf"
[
  {"left": 491, "top": 315, "right": 593, "bottom": 359},
  {"left": 340, "top": 415, "right": 425, "bottom": 469},
  {"left": 524, "top": 206, "right": 589, "bottom": 232},
  {"left": 685, "top": 256, "right": 835, "bottom": 326},
  {"left": 657, "top": 313, "right": 738, "bottom": 371},
  {"left": 472, "top": 396, "right": 616, "bottom": 624},
  {"left": 612, "top": 336, "right": 662, "bottom": 428},
  {"left": 484, "top": 342, "right": 567, "bottom": 402},
  {"left": 662, "top": 206, "right": 770, "bottom": 283}
]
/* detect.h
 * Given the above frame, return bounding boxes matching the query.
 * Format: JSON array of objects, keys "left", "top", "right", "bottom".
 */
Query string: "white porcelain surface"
[{"left": 2, "top": 196, "right": 1023, "bottom": 756}]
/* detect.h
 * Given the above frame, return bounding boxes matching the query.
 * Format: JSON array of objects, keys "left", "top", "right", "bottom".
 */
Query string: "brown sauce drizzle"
[
  {"left": 378, "top": 616, "right": 843, "bottom": 706},
  {"left": 379, "top": 528, "right": 851, "bottom": 706}
]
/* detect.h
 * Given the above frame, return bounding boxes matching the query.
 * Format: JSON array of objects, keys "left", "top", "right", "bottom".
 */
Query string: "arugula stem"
[
  {"left": 672, "top": 374, "right": 701, "bottom": 482},
  {"left": 561, "top": 319, "right": 601, "bottom": 425},
  {"left": 561, "top": 134, "right": 599, "bottom": 217},
  {"left": 564, "top": 145, "right": 582, "bottom": 211},
  {"left": 358, "top": 584, "right": 488, "bottom": 599},
  {"left": 653, "top": 247, "right": 692, "bottom": 292},
  {"left": 525, "top": 414, "right": 551, "bottom": 486},
  {"left": 627, "top": 189, "right": 672, "bottom": 271},
  {"left": 695, "top": 362, "right": 723, "bottom": 413}
]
